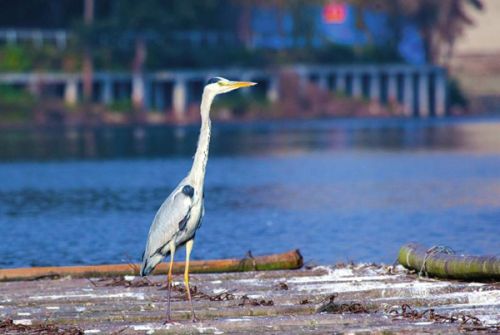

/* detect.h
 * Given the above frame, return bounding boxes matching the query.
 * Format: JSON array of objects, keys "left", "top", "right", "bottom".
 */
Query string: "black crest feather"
[{"left": 206, "top": 77, "right": 220, "bottom": 85}]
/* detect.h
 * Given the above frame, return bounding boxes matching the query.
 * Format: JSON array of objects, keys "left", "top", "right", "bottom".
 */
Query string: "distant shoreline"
[{"left": 1, "top": 113, "right": 500, "bottom": 131}]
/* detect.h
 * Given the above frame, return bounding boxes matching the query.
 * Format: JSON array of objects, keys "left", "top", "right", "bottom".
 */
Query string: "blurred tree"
[
  {"left": 237, "top": 0, "right": 327, "bottom": 48},
  {"left": 347, "top": 0, "right": 483, "bottom": 64},
  {"left": 83, "top": 0, "right": 94, "bottom": 104},
  {"left": 1, "top": 0, "right": 404, "bottom": 74},
  {"left": 75, "top": 0, "right": 230, "bottom": 117},
  {"left": 0, "top": 0, "right": 81, "bottom": 28}
]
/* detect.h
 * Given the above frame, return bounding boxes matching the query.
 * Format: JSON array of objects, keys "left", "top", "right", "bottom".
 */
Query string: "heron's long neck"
[{"left": 190, "top": 91, "right": 214, "bottom": 187}]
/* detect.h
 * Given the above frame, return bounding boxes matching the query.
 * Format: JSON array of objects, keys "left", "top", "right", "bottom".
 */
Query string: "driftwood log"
[
  {"left": 398, "top": 243, "right": 500, "bottom": 281},
  {"left": 0, "top": 249, "right": 302, "bottom": 281}
]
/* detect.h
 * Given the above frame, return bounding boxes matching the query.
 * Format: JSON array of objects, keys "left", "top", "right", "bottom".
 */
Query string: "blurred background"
[{"left": 0, "top": 0, "right": 499, "bottom": 268}]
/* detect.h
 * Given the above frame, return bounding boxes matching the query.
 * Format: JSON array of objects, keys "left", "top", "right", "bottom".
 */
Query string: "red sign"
[{"left": 323, "top": 3, "right": 346, "bottom": 24}]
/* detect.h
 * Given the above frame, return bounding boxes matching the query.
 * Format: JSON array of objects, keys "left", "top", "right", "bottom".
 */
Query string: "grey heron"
[{"left": 140, "top": 77, "right": 256, "bottom": 322}]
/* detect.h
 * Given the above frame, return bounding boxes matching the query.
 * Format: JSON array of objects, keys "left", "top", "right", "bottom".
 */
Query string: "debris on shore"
[{"left": 0, "top": 262, "right": 498, "bottom": 334}]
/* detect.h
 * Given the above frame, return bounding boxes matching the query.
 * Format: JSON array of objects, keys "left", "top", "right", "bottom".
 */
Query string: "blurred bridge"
[{"left": 0, "top": 64, "right": 447, "bottom": 117}]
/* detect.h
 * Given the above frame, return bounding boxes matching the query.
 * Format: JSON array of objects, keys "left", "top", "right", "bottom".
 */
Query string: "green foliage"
[
  {"left": 0, "top": 46, "right": 32, "bottom": 71},
  {"left": 109, "top": 99, "right": 133, "bottom": 114},
  {"left": 213, "top": 92, "right": 269, "bottom": 117},
  {"left": 0, "top": 86, "right": 36, "bottom": 121},
  {"left": 0, "top": 45, "right": 82, "bottom": 72},
  {"left": 142, "top": 42, "right": 399, "bottom": 70}
]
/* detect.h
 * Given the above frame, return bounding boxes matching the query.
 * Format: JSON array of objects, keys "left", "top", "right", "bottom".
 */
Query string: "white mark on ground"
[
  {"left": 427, "top": 290, "right": 500, "bottom": 307},
  {"left": 288, "top": 265, "right": 402, "bottom": 285},
  {"left": 210, "top": 280, "right": 222, "bottom": 284},
  {"left": 314, "top": 266, "right": 354, "bottom": 277},
  {"left": 467, "top": 290, "right": 500, "bottom": 305},
  {"left": 124, "top": 275, "right": 136, "bottom": 281},
  {"left": 212, "top": 288, "right": 226, "bottom": 294},
  {"left": 224, "top": 318, "right": 252, "bottom": 322},
  {"left": 30, "top": 292, "right": 145, "bottom": 301},
  {"left": 295, "top": 278, "right": 450, "bottom": 294},
  {"left": 17, "top": 312, "right": 31, "bottom": 316},
  {"left": 195, "top": 325, "right": 223, "bottom": 334},
  {"left": 477, "top": 314, "right": 500, "bottom": 325},
  {"left": 235, "top": 278, "right": 260, "bottom": 284},
  {"left": 75, "top": 307, "right": 86, "bottom": 312},
  {"left": 84, "top": 330, "right": 101, "bottom": 334},
  {"left": 46, "top": 306, "right": 60, "bottom": 310},
  {"left": 289, "top": 274, "right": 398, "bottom": 284},
  {"left": 132, "top": 323, "right": 172, "bottom": 333},
  {"left": 13, "top": 319, "right": 32, "bottom": 325}
]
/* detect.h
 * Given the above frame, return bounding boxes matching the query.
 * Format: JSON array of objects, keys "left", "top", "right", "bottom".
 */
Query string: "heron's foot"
[
  {"left": 163, "top": 318, "right": 181, "bottom": 325},
  {"left": 190, "top": 314, "right": 199, "bottom": 323},
  {"left": 163, "top": 319, "right": 181, "bottom": 326}
]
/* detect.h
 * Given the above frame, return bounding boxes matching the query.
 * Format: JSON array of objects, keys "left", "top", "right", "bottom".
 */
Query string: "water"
[{"left": 0, "top": 117, "right": 499, "bottom": 268}]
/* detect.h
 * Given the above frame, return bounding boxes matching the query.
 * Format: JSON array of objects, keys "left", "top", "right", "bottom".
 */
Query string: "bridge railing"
[{"left": 0, "top": 64, "right": 447, "bottom": 117}]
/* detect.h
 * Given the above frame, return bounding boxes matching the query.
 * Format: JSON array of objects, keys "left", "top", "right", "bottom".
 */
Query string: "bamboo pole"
[
  {"left": 0, "top": 249, "right": 303, "bottom": 282},
  {"left": 398, "top": 243, "right": 500, "bottom": 281}
]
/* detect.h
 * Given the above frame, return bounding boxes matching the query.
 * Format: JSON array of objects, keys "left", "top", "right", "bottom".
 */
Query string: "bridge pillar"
[
  {"left": 102, "top": 77, "right": 112, "bottom": 105},
  {"left": 335, "top": 71, "right": 347, "bottom": 94},
  {"left": 435, "top": 70, "right": 447, "bottom": 117},
  {"left": 33, "top": 31, "right": 43, "bottom": 48},
  {"left": 403, "top": 72, "right": 414, "bottom": 116},
  {"left": 418, "top": 72, "right": 430, "bottom": 117},
  {"left": 317, "top": 75, "right": 328, "bottom": 91},
  {"left": 352, "top": 71, "right": 362, "bottom": 98},
  {"left": 387, "top": 71, "right": 398, "bottom": 103},
  {"left": 240, "top": 73, "right": 252, "bottom": 96},
  {"left": 173, "top": 78, "right": 187, "bottom": 120},
  {"left": 369, "top": 71, "right": 380, "bottom": 102},
  {"left": 64, "top": 78, "right": 78, "bottom": 105},
  {"left": 132, "top": 75, "right": 145, "bottom": 110},
  {"left": 56, "top": 31, "right": 67, "bottom": 49},
  {"left": 267, "top": 76, "right": 279, "bottom": 102}
]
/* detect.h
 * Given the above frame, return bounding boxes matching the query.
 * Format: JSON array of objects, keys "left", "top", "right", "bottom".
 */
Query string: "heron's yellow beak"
[{"left": 227, "top": 81, "right": 257, "bottom": 89}]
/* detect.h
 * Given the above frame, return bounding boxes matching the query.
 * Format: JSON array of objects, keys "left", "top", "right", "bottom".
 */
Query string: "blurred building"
[
  {"left": 454, "top": 0, "right": 500, "bottom": 56},
  {"left": 450, "top": 0, "right": 500, "bottom": 113},
  {"left": 251, "top": 2, "right": 425, "bottom": 64}
]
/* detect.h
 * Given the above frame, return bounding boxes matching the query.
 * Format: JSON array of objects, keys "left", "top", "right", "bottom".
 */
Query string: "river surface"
[{"left": 0, "top": 117, "right": 499, "bottom": 268}]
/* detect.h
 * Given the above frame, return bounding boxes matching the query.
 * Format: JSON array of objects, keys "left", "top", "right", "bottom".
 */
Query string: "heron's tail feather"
[{"left": 140, "top": 253, "right": 163, "bottom": 276}]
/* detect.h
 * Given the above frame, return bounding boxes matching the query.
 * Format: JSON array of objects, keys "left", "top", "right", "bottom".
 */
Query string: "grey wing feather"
[{"left": 140, "top": 187, "right": 192, "bottom": 275}]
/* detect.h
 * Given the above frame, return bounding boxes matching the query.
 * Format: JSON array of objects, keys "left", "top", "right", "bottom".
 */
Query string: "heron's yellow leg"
[
  {"left": 165, "top": 241, "right": 176, "bottom": 323},
  {"left": 184, "top": 239, "right": 198, "bottom": 322}
]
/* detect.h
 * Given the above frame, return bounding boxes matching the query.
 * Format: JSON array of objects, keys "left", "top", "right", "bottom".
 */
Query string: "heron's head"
[{"left": 204, "top": 77, "right": 256, "bottom": 95}]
